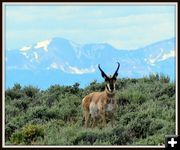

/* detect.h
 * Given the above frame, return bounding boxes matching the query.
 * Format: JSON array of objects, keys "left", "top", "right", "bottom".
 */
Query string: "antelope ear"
[
  {"left": 101, "top": 71, "right": 108, "bottom": 80},
  {"left": 104, "top": 76, "right": 109, "bottom": 82},
  {"left": 100, "top": 71, "right": 109, "bottom": 81}
]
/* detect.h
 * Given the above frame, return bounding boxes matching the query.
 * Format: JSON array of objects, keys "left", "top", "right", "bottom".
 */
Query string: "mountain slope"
[{"left": 5, "top": 37, "right": 176, "bottom": 88}]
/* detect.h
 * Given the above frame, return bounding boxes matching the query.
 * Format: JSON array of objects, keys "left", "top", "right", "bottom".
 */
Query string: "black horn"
[
  {"left": 112, "top": 62, "right": 120, "bottom": 79},
  {"left": 98, "top": 64, "right": 109, "bottom": 80}
]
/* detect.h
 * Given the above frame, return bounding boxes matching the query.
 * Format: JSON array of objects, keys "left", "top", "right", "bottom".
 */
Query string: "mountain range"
[{"left": 5, "top": 37, "right": 176, "bottom": 89}]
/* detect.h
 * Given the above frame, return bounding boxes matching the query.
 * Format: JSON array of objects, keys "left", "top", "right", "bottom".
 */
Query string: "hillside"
[
  {"left": 5, "top": 37, "right": 175, "bottom": 89},
  {"left": 5, "top": 74, "right": 175, "bottom": 146}
]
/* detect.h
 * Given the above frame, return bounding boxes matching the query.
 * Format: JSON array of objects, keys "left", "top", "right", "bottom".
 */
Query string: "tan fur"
[
  {"left": 82, "top": 62, "right": 120, "bottom": 128},
  {"left": 82, "top": 88, "right": 117, "bottom": 128}
]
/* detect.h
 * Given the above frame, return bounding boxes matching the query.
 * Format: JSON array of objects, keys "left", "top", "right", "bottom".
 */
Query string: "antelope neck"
[{"left": 105, "top": 90, "right": 115, "bottom": 104}]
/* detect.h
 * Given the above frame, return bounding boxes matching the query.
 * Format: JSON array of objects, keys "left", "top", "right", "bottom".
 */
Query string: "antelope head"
[{"left": 98, "top": 62, "right": 120, "bottom": 93}]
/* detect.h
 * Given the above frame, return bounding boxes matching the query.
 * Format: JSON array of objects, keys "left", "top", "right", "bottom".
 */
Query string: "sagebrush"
[{"left": 5, "top": 74, "right": 175, "bottom": 145}]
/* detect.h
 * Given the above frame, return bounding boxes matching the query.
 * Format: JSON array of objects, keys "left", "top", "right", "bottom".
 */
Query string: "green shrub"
[
  {"left": 159, "top": 74, "right": 170, "bottom": 83},
  {"left": 127, "top": 113, "right": 152, "bottom": 139},
  {"left": 117, "top": 90, "right": 147, "bottom": 105},
  {"left": 10, "top": 131, "right": 24, "bottom": 145},
  {"left": 13, "top": 99, "right": 29, "bottom": 111},
  {"left": 10, "top": 124, "right": 44, "bottom": 145},
  {"left": 5, "top": 74, "right": 176, "bottom": 145},
  {"left": 149, "top": 119, "right": 164, "bottom": 136},
  {"left": 27, "top": 106, "right": 58, "bottom": 122},
  {"left": 58, "top": 95, "right": 81, "bottom": 122},
  {"left": 134, "top": 133, "right": 165, "bottom": 145},
  {"left": 5, "top": 122, "right": 18, "bottom": 141},
  {"left": 5, "top": 89, "right": 22, "bottom": 100},
  {"left": 21, "top": 124, "right": 44, "bottom": 144},
  {"left": 73, "top": 130, "right": 99, "bottom": 145},
  {"left": 155, "top": 84, "right": 175, "bottom": 98},
  {"left": 23, "top": 86, "right": 39, "bottom": 98},
  {"left": 5, "top": 104, "right": 19, "bottom": 118},
  {"left": 110, "top": 126, "right": 133, "bottom": 145}
]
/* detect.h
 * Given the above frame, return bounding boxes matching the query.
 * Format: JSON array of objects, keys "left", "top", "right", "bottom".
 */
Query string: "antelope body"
[{"left": 82, "top": 63, "right": 120, "bottom": 128}]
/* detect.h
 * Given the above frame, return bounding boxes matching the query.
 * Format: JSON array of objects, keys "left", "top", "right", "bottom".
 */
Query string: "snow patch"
[
  {"left": 69, "top": 40, "right": 80, "bottom": 49},
  {"left": 50, "top": 62, "right": 59, "bottom": 69},
  {"left": 7, "top": 64, "right": 31, "bottom": 70},
  {"left": 147, "top": 54, "right": 162, "bottom": 65},
  {"left": 33, "top": 52, "right": 39, "bottom": 60},
  {"left": 145, "top": 48, "right": 163, "bottom": 65},
  {"left": 47, "top": 63, "right": 96, "bottom": 74},
  {"left": 34, "top": 39, "right": 51, "bottom": 52},
  {"left": 68, "top": 65, "right": 95, "bottom": 74},
  {"left": 158, "top": 50, "right": 175, "bottom": 61},
  {"left": 20, "top": 46, "right": 31, "bottom": 51},
  {"left": 69, "top": 40, "right": 82, "bottom": 58},
  {"left": 47, "top": 62, "right": 65, "bottom": 71},
  {"left": 145, "top": 49, "right": 175, "bottom": 65},
  {"left": 21, "top": 52, "right": 29, "bottom": 59}
]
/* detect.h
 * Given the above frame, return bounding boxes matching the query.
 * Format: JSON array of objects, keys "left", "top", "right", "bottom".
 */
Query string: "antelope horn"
[
  {"left": 98, "top": 64, "right": 108, "bottom": 80},
  {"left": 113, "top": 62, "right": 120, "bottom": 78}
]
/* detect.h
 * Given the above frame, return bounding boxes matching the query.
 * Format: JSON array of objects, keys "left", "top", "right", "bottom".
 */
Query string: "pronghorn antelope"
[{"left": 82, "top": 62, "right": 120, "bottom": 128}]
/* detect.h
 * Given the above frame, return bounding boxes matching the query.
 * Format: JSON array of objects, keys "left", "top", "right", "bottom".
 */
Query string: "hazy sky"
[{"left": 4, "top": 3, "right": 176, "bottom": 50}]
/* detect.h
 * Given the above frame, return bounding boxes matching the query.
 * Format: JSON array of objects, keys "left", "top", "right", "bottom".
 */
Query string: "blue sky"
[{"left": 4, "top": 3, "right": 176, "bottom": 50}]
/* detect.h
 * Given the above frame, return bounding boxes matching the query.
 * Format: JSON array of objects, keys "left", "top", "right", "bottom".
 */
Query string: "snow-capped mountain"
[{"left": 5, "top": 37, "right": 176, "bottom": 89}]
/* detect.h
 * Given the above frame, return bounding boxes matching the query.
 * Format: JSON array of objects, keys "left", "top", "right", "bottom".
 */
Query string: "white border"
[
  {"left": 2, "top": 2, "right": 178, "bottom": 5},
  {"left": 2, "top": 2, "right": 6, "bottom": 148},
  {"left": 175, "top": 2, "right": 178, "bottom": 136},
  {"left": 2, "top": 2, "right": 178, "bottom": 148}
]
